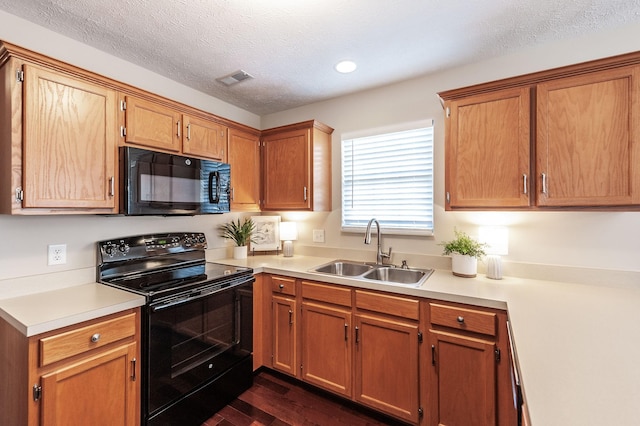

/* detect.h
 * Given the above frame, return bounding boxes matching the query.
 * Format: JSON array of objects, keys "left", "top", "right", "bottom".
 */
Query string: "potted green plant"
[
  {"left": 440, "top": 229, "right": 487, "bottom": 277},
  {"left": 219, "top": 217, "right": 256, "bottom": 259}
]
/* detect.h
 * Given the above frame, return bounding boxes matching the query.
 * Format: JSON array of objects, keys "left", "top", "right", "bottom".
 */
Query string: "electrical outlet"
[
  {"left": 48, "top": 244, "right": 67, "bottom": 265},
  {"left": 312, "top": 229, "right": 325, "bottom": 243}
]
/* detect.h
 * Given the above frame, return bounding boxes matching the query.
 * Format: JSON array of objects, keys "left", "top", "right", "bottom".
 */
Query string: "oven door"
[
  {"left": 121, "top": 146, "right": 230, "bottom": 215},
  {"left": 146, "top": 279, "right": 253, "bottom": 419}
]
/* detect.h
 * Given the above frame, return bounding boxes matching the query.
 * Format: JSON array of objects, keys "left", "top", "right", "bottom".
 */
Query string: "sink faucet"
[{"left": 364, "top": 218, "right": 392, "bottom": 265}]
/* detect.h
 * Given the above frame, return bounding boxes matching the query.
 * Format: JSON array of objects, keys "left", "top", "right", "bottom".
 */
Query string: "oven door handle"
[
  {"left": 150, "top": 278, "right": 253, "bottom": 312},
  {"left": 208, "top": 171, "right": 221, "bottom": 204}
]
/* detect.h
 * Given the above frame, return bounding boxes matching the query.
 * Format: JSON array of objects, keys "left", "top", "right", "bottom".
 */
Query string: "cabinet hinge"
[
  {"left": 16, "top": 69, "right": 24, "bottom": 83},
  {"left": 15, "top": 187, "right": 23, "bottom": 202},
  {"left": 418, "top": 331, "right": 423, "bottom": 343},
  {"left": 32, "top": 384, "right": 42, "bottom": 401},
  {"left": 418, "top": 407, "right": 424, "bottom": 418},
  {"left": 495, "top": 348, "right": 501, "bottom": 363},
  {"left": 120, "top": 100, "right": 126, "bottom": 111},
  {"left": 120, "top": 126, "right": 127, "bottom": 138}
]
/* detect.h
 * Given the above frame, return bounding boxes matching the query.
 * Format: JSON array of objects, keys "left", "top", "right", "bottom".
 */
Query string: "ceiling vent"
[{"left": 216, "top": 70, "right": 254, "bottom": 86}]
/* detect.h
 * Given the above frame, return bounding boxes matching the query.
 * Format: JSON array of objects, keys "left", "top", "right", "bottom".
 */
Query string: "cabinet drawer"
[
  {"left": 271, "top": 275, "right": 296, "bottom": 296},
  {"left": 355, "top": 290, "right": 419, "bottom": 320},
  {"left": 429, "top": 303, "right": 496, "bottom": 336},
  {"left": 39, "top": 312, "right": 137, "bottom": 367},
  {"left": 301, "top": 281, "right": 352, "bottom": 307}
]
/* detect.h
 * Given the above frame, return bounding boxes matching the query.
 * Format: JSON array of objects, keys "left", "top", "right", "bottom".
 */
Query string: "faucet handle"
[{"left": 382, "top": 246, "right": 392, "bottom": 260}]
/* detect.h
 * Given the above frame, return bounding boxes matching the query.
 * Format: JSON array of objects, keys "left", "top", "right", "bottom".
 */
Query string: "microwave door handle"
[{"left": 208, "top": 171, "right": 221, "bottom": 204}]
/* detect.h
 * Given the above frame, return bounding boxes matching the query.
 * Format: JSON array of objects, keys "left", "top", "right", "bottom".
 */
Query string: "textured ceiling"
[{"left": 1, "top": 0, "right": 640, "bottom": 115}]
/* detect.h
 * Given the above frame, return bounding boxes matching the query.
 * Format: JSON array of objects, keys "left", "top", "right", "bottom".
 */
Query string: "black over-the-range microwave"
[{"left": 120, "top": 146, "right": 231, "bottom": 215}]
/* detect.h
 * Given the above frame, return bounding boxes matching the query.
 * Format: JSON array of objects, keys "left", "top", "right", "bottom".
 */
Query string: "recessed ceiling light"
[{"left": 335, "top": 60, "right": 357, "bottom": 74}]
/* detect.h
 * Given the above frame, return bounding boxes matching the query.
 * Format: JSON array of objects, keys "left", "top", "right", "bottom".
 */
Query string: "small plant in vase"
[
  {"left": 219, "top": 218, "right": 256, "bottom": 259},
  {"left": 440, "top": 229, "right": 487, "bottom": 277}
]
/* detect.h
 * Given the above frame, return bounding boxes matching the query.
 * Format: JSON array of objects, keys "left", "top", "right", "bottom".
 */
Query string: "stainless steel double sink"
[{"left": 310, "top": 259, "right": 434, "bottom": 287}]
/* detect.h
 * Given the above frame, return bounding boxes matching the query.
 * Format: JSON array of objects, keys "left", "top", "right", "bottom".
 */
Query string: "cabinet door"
[
  {"left": 40, "top": 342, "right": 138, "bottom": 426},
  {"left": 301, "top": 302, "right": 352, "bottom": 397},
  {"left": 124, "top": 96, "right": 181, "bottom": 152},
  {"left": 354, "top": 314, "right": 419, "bottom": 423},
  {"left": 183, "top": 115, "right": 226, "bottom": 161},
  {"left": 536, "top": 66, "right": 640, "bottom": 206},
  {"left": 272, "top": 296, "right": 297, "bottom": 376},
  {"left": 428, "top": 330, "right": 496, "bottom": 426},
  {"left": 23, "top": 64, "right": 117, "bottom": 209},
  {"left": 227, "top": 128, "right": 261, "bottom": 211},
  {"left": 262, "top": 129, "right": 310, "bottom": 210},
  {"left": 446, "top": 87, "right": 531, "bottom": 208}
]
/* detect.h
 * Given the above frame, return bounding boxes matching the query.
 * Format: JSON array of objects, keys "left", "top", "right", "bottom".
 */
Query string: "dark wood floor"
[{"left": 202, "top": 369, "right": 410, "bottom": 426}]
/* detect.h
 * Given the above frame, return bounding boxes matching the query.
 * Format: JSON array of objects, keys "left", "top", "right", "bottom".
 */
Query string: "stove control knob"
[
  {"left": 104, "top": 244, "right": 116, "bottom": 256},
  {"left": 197, "top": 235, "right": 206, "bottom": 244},
  {"left": 117, "top": 242, "right": 130, "bottom": 254}
]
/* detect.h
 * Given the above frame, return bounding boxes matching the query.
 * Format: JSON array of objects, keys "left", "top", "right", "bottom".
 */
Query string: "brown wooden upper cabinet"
[
  {"left": 445, "top": 87, "right": 531, "bottom": 208},
  {"left": 121, "top": 95, "right": 227, "bottom": 161},
  {"left": 0, "top": 55, "right": 118, "bottom": 214},
  {"left": 261, "top": 120, "right": 333, "bottom": 211},
  {"left": 227, "top": 128, "right": 261, "bottom": 211},
  {"left": 440, "top": 51, "right": 640, "bottom": 209}
]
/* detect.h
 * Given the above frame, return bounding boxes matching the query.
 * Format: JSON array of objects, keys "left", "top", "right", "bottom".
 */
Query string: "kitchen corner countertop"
[
  {"left": 0, "top": 283, "right": 145, "bottom": 337},
  {"left": 217, "top": 254, "right": 640, "bottom": 426}
]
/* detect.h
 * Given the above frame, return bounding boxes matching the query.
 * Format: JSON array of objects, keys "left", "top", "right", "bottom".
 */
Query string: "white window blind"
[{"left": 341, "top": 123, "right": 434, "bottom": 235}]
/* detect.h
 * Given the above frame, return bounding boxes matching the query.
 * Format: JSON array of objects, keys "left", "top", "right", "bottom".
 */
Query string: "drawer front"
[
  {"left": 355, "top": 290, "right": 419, "bottom": 320},
  {"left": 301, "top": 281, "right": 352, "bottom": 307},
  {"left": 271, "top": 275, "right": 296, "bottom": 296},
  {"left": 39, "top": 312, "right": 137, "bottom": 367},
  {"left": 430, "top": 303, "right": 496, "bottom": 336}
]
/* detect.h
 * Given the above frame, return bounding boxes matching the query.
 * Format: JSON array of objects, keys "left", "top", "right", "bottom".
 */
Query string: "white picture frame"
[{"left": 251, "top": 216, "right": 281, "bottom": 251}]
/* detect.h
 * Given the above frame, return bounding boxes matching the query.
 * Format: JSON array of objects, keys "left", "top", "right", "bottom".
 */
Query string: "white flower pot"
[
  {"left": 233, "top": 245, "right": 248, "bottom": 259},
  {"left": 451, "top": 253, "right": 477, "bottom": 278}
]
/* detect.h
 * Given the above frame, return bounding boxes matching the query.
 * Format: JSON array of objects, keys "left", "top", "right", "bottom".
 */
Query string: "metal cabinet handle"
[
  {"left": 541, "top": 173, "right": 548, "bottom": 194},
  {"left": 431, "top": 344, "right": 436, "bottom": 366},
  {"left": 355, "top": 326, "right": 360, "bottom": 343},
  {"left": 344, "top": 323, "right": 348, "bottom": 341},
  {"left": 288, "top": 309, "right": 293, "bottom": 325},
  {"left": 186, "top": 123, "right": 191, "bottom": 140},
  {"left": 90, "top": 333, "right": 100, "bottom": 343},
  {"left": 109, "top": 176, "right": 115, "bottom": 197},
  {"left": 131, "top": 358, "right": 137, "bottom": 381},
  {"left": 457, "top": 316, "right": 465, "bottom": 324},
  {"left": 177, "top": 120, "right": 181, "bottom": 138},
  {"left": 303, "top": 186, "right": 308, "bottom": 201},
  {"left": 523, "top": 174, "right": 528, "bottom": 195}
]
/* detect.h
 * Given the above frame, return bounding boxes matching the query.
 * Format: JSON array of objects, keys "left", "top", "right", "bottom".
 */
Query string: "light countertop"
[
  {"left": 0, "top": 283, "right": 145, "bottom": 336},
  {"left": 218, "top": 254, "right": 640, "bottom": 426}
]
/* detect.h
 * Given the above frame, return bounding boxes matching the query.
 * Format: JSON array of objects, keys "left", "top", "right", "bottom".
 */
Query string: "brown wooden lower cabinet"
[
  {"left": 260, "top": 274, "right": 517, "bottom": 426},
  {"left": 271, "top": 295, "right": 298, "bottom": 376},
  {"left": 0, "top": 308, "right": 140, "bottom": 426},
  {"left": 354, "top": 312, "right": 420, "bottom": 423}
]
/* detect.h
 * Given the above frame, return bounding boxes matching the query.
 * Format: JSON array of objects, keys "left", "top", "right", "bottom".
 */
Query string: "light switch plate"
[{"left": 312, "top": 229, "right": 325, "bottom": 243}]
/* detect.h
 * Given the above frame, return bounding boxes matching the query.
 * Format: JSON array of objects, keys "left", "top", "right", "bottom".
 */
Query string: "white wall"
[{"left": 262, "top": 22, "right": 640, "bottom": 274}]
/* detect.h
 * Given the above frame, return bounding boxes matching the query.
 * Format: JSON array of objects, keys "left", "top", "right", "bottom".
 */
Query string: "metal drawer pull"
[
  {"left": 456, "top": 316, "right": 465, "bottom": 324},
  {"left": 131, "top": 358, "right": 137, "bottom": 381},
  {"left": 288, "top": 309, "right": 293, "bottom": 325},
  {"left": 90, "top": 333, "right": 101, "bottom": 343},
  {"left": 541, "top": 173, "right": 548, "bottom": 194},
  {"left": 344, "top": 323, "right": 348, "bottom": 341},
  {"left": 279, "top": 284, "right": 284, "bottom": 289}
]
